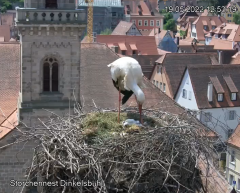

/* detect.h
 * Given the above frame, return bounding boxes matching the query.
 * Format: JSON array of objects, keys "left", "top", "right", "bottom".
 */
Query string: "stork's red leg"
[
  {"left": 135, "top": 95, "right": 143, "bottom": 124},
  {"left": 118, "top": 89, "right": 121, "bottom": 123},
  {"left": 139, "top": 104, "right": 143, "bottom": 124}
]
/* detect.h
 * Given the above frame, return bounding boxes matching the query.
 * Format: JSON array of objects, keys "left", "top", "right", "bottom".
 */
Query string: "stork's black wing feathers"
[{"left": 112, "top": 79, "right": 133, "bottom": 105}]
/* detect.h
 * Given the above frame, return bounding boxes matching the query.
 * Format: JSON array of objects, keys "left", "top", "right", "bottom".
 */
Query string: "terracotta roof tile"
[
  {"left": 223, "top": 75, "right": 238, "bottom": 93},
  {"left": 0, "top": 43, "right": 20, "bottom": 138},
  {"left": 209, "top": 38, "right": 233, "bottom": 50},
  {"left": 0, "top": 25, "right": 11, "bottom": 42},
  {"left": 188, "top": 65, "right": 240, "bottom": 109},
  {"left": 122, "top": 0, "right": 163, "bottom": 17},
  {"left": 158, "top": 53, "right": 217, "bottom": 97},
  {"left": 210, "top": 76, "right": 225, "bottom": 93},
  {"left": 111, "top": 21, "right": 134, "bottom": 35},
  {"left": 0, "top": 110, "right": 18, "bottom": 139},
  {"left": 96, "top": 35, "right": 159, "bottom": 55},
  {"left": 80, "top": 43, "right": 184, "bottom": 115},
  {"left": 227, "top": 124, "right": 240, "bottom": 149},
  {"left": 192, "top": 16, "right": 227, "bottom": 41}
]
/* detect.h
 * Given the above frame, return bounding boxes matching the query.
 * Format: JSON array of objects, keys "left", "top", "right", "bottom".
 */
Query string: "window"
[
  {"left": 160, "top": 82, "right": 162, "bottom": 90},
  {"left": 156, "top": 81, "right": 159, "bottom": 87},
  {"left": 132, "top": 50, "right": 137, "bottom": 55},
  {"left": 230, "top": 151, "right": 235, "bottom": 163},
  {"left": 132, "top": 20, "right": 136, "bottom": 24},
  {"left": 156, "top": 20, "right": 160, "bottom": 26},
  {"left": 150, "top": 20, "right": 154, "bottom": 26},
  {"left": 212, "top": 26, "right": 216, "bottom": 30},
  {"left": 229, "top": 110, "right": 236, "bottom": 120},
  {"left": 204, "top": 112, "right": 212, "bottom": 122},
  {"left": 138, "top": 20, "right": 142, "bottom": 26},
  {"left": 203, "top": 25, "right": 207, "bottom": 30},
  {"left": 218, "top": 93, "right": 223, "bottom": 101},
  {"left": 188, "top": 91, "right": 192, "bottom": 100},
  {"left": 45, "top": 0, "right": 57, "bottom": 9},
  {"left": 43, "top": 58, "right": 59, "bottom": 92},
  {"left": 112, "top": 12, "right": 117, "bottom": 17},
  {"left": 163, "top": 83, "right": 166, "bottom": 92},
  {"left": 153, "top": 80, "right": 155, "bottom": 84},
  {"left": 192, "top": 32, "right": 196, "bottom": 37},
  {"left": 182, "top": 89, "right": 187, "bottom": 99},
  {"left": 231, "top": 93, "right": 237, "bottom": 101},
  {"left": 122, "top": 50, "right": 126, "bottom": 55},
  {"left": 229, "top": 175, "right": 234, "bottom": 186},
  {"left": 132, "top": 27, "right": 136, "bottom": 30},
  {"left": 144, "top": 20, "right": 148, "bottom": 26},
  {"left": 215, "top": 34, "right": 218, "bottom": 38},
  {"left": 157, "top": 66, "right": 162, "bottom": 74},
  {"left": 238, "top": 179, "right": 240, "bottom": 191}
]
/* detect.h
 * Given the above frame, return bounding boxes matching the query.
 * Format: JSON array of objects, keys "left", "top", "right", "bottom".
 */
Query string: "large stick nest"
[{"left": 24, "top": 106, "right": 220, "bottom": 193}]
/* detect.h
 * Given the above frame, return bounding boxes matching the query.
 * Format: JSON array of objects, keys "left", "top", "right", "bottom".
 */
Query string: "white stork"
[{"left": 107, "top": 56, "right": 145, "bottom": 124}]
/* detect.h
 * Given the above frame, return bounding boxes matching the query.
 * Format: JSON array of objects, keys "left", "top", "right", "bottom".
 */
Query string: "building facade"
[
  {"left": 226, "top": 125, "right": 240, "bottom": 191},
  {"left": 16, "top": 0, "right": 86, "bottom": 127},
  {"left": 78, "top": 0, "right": 124, "bottom": 34},
  {"left": 175, "top": 66, "right": 240, "bottom": 141},
  {"left": 123, "top": 0, "right": 164, "bottom": 32}
]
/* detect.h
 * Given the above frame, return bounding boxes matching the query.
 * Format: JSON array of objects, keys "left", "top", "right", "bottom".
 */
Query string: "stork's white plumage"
[{"left": 107, "top": 56, "right": 145, "bottom": 123}]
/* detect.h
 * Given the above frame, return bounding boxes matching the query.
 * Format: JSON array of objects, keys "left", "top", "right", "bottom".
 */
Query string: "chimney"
[
  {"left": 218, "top": 50, "right": 222, "bottom": 64},
  {"left": 207, "top": 82, "right": 213, "bottom": 102}
]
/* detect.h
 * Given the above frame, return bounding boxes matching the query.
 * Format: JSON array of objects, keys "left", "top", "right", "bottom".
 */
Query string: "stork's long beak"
[{"left": 139, "top": 104, "right": 143, "bottom": 124}]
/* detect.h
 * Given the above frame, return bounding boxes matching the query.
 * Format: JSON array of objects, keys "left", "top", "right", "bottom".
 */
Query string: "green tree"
[
  {"left": 160, "top": 9, "right": 174, "bottom": 25},
  {"left": 163, "top": 19, "right": 176, "bottom": 31},
  {"left": 233, "top": 12, "right": 240, "bottom": 24},
  {"left": 0, "top": 0, "right": 24, "bottom": 10},
  {"left": 100, "top": 28, "right": 112, "bottom": 35},
  {"left": 0, "top": 6, "right": 7, "bottom": 13}
]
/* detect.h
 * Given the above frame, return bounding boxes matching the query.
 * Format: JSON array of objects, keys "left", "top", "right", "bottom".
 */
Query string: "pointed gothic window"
[{"left": 43, "top": 58, "right": 58, "bottom": 92}]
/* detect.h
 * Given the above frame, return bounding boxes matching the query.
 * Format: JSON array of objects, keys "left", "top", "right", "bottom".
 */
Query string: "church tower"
[{"left": 15, "top": 0, "right": 86, "bottom": 126}]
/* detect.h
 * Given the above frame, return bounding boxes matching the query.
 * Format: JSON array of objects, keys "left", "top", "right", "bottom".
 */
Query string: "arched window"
[
  {"left": 43, "top": 58, "right": 59, "bottom": 92},
  {"left": 45, "top": 0, "right": 58, "bottom": 9}
]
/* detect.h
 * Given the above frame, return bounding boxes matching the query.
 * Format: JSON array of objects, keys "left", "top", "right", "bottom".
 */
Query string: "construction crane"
[{"left": 82, "top": 0, "right": 94, "bottom": 43}]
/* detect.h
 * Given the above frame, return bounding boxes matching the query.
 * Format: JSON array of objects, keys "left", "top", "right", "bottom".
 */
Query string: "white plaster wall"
[
  {"left": 205, "top": 37, "right": 212, "bottom": 45},
  {"left": 201, "top": 107, "right": 240, "bottom": 141},
  {"left": 175, "top": 69, "right": 199, "bottom": 110},
  {"left": 191, "top": 24, "right": 197, "bottom": 39}
]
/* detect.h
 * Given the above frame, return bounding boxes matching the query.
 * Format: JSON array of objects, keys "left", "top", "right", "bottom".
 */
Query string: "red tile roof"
[
  {"left": 192, "top": 16, "right": 227, "bottom": 41},
  {"left": 80, "top": 43, "right": 184, "bottom": 115},
  {"left": 96, "top": 35, "right": 159, "bottom": 55},
  {"left": 122, "top": 0, "right": 163, "bottom": 17},
  {"left": 0, "top": 43, "right": 20, "bottom": 138},
  {"left": 227, "top": 124, "right": 240, "bottom": 149},
  {"left": 188, "top": 65, "right": 240, "bottom": 109},
  {"left": 111, "top": 21, "right": 138, "bottom": 35},
  {"left": 156, "top": 53, "right": 217, "bottom": 97}
]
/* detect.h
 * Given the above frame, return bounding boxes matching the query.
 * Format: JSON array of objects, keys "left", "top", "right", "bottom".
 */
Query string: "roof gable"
[
  {"left": 227, "top": 124, "right": 240, "bottom": 149},
  {"left": 96, "top": 35, "right": 159, "bottom": 55},
  {"left": 188, "top": 65, "right": 240, "bottom": 109},
  {"left": 160, "top": 53, "right": 216, "bottom": 97},
  {"left": 111, "top": 21, "right": 134, "bottom": 35}
]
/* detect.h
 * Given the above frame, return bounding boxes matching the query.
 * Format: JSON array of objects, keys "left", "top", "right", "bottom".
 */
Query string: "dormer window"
[
  {"left": 203, "top": 25, "right": 207, "bottom": 30},
  {"left": 231, "top": 93, "right": 237, "bottom": 101},
  {"left": 218, "top": 93, "right": 223, "bottom": 102},
  {"left": 212, "top": 26, "right": 216, "bottom": 30}
]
